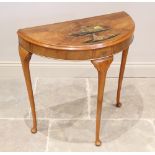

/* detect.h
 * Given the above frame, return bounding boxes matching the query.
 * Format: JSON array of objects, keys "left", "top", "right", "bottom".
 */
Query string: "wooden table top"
[{"left": 17, "top": 11, "right": 135, "bottom": 60}]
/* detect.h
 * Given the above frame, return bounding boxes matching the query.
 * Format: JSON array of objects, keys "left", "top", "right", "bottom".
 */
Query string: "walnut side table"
[{"left": 17, "top": 11, "right": 135, "bottom": 146}]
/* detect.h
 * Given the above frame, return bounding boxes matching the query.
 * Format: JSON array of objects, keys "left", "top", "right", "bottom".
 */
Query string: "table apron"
[{"left": 18, "top": 36, "right": 133, "bottom": 60}]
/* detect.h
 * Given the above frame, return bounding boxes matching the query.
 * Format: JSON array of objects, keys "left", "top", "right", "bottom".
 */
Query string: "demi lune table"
[{"left": 17, "top": 11, "right": 135, "bottom": 146}]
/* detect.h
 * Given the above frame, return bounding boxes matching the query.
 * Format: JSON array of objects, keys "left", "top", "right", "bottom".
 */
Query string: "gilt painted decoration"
[{"left": 70, "top": 25, "right": 119, "bottom": 44}]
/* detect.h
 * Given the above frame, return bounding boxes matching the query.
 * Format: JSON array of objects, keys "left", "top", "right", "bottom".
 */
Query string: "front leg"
[
  {"left": 91, "top": 56, "right": 113, "bottom": 146},
  {"left": 19, "top": 46, "right": 37, "bottom": 133}
]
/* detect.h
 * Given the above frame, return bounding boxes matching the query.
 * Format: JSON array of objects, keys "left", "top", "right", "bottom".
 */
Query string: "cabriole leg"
[
  {"left": 91, "top": 56, "right": 113, "bottom": 146},
  {"left": 116, "top": 48, "right": 129, "bottom": 107},
  {"left": 19, "top": 46, "right": 37, "bottom": 133}
]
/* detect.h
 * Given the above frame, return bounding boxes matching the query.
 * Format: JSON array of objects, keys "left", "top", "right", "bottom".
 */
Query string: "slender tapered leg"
[
  {"left": 91, "top": 56, "right": 113, "bottom": 146},
  {"left": 116, "top": 48, "right": 129, "bottom": 107},
  {"left": 19, "top": 46, "right": 37, "bottom": 133}
]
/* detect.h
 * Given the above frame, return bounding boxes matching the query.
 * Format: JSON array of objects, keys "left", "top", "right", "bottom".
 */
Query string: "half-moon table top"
[{"left": 17, "top": 11, "right": 135, "bottom": 60}]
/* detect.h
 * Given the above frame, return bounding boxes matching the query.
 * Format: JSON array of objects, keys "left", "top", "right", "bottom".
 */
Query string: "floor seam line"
[
  {"left": 0, "top": 118, "right": 154, "bottom": 122},
  {"left": 45, "top": 119, "right": 51, "bottom": 152}
]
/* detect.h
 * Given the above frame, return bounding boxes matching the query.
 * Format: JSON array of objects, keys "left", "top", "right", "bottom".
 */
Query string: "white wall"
[{"left": 0, "top": 2, "right": 155, "bottom": 77}]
